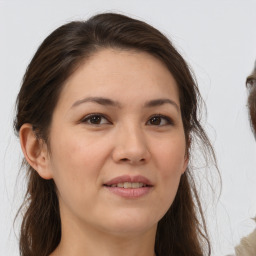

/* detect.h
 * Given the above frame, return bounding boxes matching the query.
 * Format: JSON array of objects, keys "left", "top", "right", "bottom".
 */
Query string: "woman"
[
  {"left": 14, "top": 13, "right": 216, "bottom": 256},
  {"left": 233, "top": 64, "right": 256, "bottom": 256},
  {"left": 246, "top": 63, "right": 256, "bottom": 137}
]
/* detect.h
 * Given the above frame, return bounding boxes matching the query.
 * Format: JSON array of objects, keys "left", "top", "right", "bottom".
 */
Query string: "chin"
[{"left": 98, "top": 210, "right": 159, "bottom": 236}]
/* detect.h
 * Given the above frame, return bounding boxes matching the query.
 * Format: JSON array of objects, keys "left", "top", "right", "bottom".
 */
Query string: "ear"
[
  {"left": 19, "top": 123, "right": 53, "bottom": 180},
  {"left": 181, "top": 137, "right": 191, "bottom": 174},
  {"left": 181, "top": 154, "right": 189, "bottom": 174}
]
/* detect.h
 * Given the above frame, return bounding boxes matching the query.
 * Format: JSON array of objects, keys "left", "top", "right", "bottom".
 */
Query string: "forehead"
[{"left": 58, "top": 48, "right": 180, "bottom": 108}]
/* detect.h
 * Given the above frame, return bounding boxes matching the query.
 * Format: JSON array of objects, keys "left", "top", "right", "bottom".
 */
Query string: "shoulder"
[{"left": 235, "top": 228, "right": 256, "bottom": 256}]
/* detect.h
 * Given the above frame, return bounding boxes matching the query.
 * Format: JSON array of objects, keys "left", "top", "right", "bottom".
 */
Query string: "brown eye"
[
  {"left": 147, "top": 115, "right": 173, "bottom": 126},
  {"left": 149, "top": 116, "right": 161, "bottom": 125},
  {"left": 89, "top": 115, "right": 102, "bottom": 124},
  {"left": 82, "top": 114, "right": 110, "bottom": 125}
]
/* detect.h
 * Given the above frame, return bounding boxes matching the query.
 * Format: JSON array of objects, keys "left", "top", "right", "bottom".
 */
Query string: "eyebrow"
[
  {"left": 71, "top": 97, "right": 121, "bottom": 108},
  {"left": 144, "top": 99, "right": 179, "bottom": 112},
  {"left": 71, "top": 96, "right": 179, "bottom": 111}
]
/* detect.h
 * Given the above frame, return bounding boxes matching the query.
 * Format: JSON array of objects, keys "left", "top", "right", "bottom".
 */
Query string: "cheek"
[
  {"left": 48, "top": 130, "right": 114, "bottom": 198},
  {"left": 48, "top": 132, "right": 112, "bottom": 213},
  {"left": 151, "top": 136, "right": 187, "bottom": 208},
  {"left": 51, "top": 130, "right": 111, "bottom": 170},
  {"left": 153, "top": 137, "right": 187, "bottom": 178}
]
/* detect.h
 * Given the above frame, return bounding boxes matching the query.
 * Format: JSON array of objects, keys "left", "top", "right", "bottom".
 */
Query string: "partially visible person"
[
  {"left": 235, "top": 218, "right": 256, "bottom": 256},
  {"left": 246, "top": 62, "right": 256, "bottom": 137},
  {"left": 233, "top": 62, "right": 256, "bottom": 256}
]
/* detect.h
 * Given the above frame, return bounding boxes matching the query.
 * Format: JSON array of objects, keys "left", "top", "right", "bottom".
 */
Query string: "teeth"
[
  {"left": 117, "top": 183, "right": 123, "bottom": 188},
  {"left": 112, "top": 182, "right": 145, "bottom": 188},
  {"left": 124, "top": 182, "right": 131, "bottom": 188},
  {"left": 132, "top": 182, "right": 139, "bottom": 188}
]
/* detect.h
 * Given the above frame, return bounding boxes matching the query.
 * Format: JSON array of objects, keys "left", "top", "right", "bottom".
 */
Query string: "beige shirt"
[{"left": 235, "top": 228, "right": 256, "bottom": 256}]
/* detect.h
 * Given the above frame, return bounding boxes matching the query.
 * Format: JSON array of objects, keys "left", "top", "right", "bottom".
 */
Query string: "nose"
[{"left": 112, "top": 125, "right": 151, "bottom": 165}]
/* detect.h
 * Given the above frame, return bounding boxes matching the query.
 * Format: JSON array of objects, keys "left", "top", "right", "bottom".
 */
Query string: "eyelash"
[
  {"left": 146, "top": 114, "right": 174, "bottom": 126},
  {"left": 81, "top": 113, "right": 112, "bottom": 125},
  {"left": 81, "top": 113, "right": 174, "bottom": 126}
]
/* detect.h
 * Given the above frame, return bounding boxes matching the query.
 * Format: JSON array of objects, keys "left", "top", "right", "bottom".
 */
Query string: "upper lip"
[{"left": 104, "top": 175, "right": 153, "bottom": 186}]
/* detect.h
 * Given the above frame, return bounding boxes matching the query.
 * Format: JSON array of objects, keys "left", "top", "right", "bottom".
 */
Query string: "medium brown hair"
[
  {"left": 14, "top": 13, "right": 216, "bottom": 256},
  {"left": 246, "top": 63, "right": 256, "bottom": 135}
]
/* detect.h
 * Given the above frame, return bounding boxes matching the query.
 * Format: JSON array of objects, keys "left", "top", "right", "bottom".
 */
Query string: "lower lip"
[{"left": 104, "top": 186, "right": 152, "bottom": 198}]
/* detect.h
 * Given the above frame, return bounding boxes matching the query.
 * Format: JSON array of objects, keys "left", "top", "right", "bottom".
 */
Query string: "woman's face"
[
  {"left": 45, "top": 49, "right": 188, "bottom": 236},
  {"left": 248, "top": 80, "right": 256, "bottom": 134}
]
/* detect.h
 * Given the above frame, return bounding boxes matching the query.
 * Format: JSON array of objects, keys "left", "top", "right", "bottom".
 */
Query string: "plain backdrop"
[{"left": 1, "top": 1, "right": 256, "bottom": 255}]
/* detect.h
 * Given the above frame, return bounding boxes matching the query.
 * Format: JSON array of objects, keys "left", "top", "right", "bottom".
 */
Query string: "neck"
[{"left": 50, "top": 211, "right": 157, "bottom": 256}]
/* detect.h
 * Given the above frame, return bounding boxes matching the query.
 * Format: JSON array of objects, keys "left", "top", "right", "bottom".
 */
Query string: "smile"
[
  {"left": 105, "top": 182, "right": 149, "bottom": 188},
  {"left": 103, "top": 175, "right": 153, "bottom": 198}
]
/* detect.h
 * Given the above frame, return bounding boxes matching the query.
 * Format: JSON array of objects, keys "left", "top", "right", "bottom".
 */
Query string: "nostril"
[
  {"left": 120, "top": 157, "right": 146, "bottom": 164},
  {"left": 120, "top": 158, "right": 129, "bottom": 162}
]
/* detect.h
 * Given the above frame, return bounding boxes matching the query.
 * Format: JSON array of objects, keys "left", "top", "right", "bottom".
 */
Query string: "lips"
[
  {"left": 104, "top": 175, "right": 153, "bottom": 187},
  {"left": 107, "top": 182, "right": 147, "bottom": 188},
  {"left": 103, "top": 175, "right": 153, "bottom": 198}
]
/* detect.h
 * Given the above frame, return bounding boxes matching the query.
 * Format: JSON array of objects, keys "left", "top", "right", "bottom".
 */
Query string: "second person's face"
[{"left": 45, "top": 48, "right": 188, "bottom": 237}]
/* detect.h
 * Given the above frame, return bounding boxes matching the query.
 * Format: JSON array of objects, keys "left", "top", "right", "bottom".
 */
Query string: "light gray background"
[{"left": 1, "top": 1, "right": 256, "bottom": 255}]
